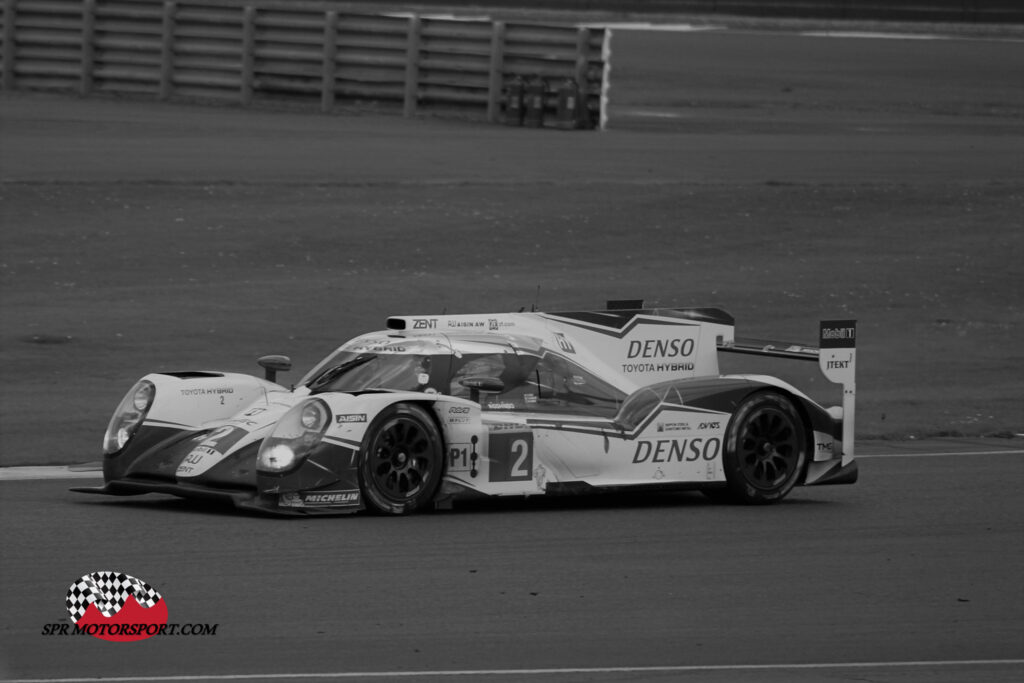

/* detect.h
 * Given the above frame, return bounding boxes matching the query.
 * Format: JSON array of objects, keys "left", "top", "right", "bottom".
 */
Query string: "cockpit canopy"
[{"left": 302, "top": 333, "right": 626, "bottom": 417}]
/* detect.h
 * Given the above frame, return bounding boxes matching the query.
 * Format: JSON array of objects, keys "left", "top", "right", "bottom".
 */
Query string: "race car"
[{"left": 73, "top": 302, "right": 858, "bottom": 514}]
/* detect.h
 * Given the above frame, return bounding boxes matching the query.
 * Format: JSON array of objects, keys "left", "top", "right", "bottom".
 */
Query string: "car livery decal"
[
  {"left": 631, "top": 436, "right": 721, "bottom": 465},
  {"left": 176, "top": 426, "right": 248, "bottom": 478},
  {"left": 447, "top": 435, "right": 481, "bottom": 478},
  {"left": 279, "top": 489, "right": 361, "bottom": 508},
  {"left": 543, "top": 312, "right": 696, "bottom": 338},
  {"left": 524, "top": 404, "right": 726, "bottom": 441},
  {"left": 323, "top": 435, "right": 361, "bottom": 450},
  {"left": 487, "top": 432, "right": 534, "bottom": 482},
  {"left": 143, "top": 418, "right": 196, "bottom": 430},
  {"left": 441, "top": 403, "right": 731, "bottom": 490},
  {"left": 544, "top": 308, "right": 733, "bottom": 334}
]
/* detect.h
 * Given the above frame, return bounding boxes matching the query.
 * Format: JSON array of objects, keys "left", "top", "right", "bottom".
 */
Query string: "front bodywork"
[
  {"left": 75, "top": 306, "right": 857, "bottom": 514},
  {"left": 77, "top": 371, "right": 301, "bottom": 505}
]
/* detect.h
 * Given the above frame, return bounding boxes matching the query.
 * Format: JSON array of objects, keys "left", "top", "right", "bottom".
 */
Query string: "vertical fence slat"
[
  {"left": 599, "top": 29, "right": 611, "bottom": 131},
  {"left": 1, "top": 0, "right": 16, "bottom": 90},
  {"left": 321, "top": 10, "right": 336, "bottom": 112},
  {"left": 159, "top": 1, "right": 175, "bottom": 100},
  {"left": 574, "top": 27, "right": 590, "bottom": 90},
  {"left": 81, "top": 0, "right": 96, "bottom": 95},
  {"left": 486, "top": 20, "right": 505, "bottom": 123},
  {"left": 241, "top": 5, "right": 254, "bottom": 105},
  {"left": 402, "top": 15, "right": 419, "bottom": 117},
  {"left": 575, "top": 26, "right": 592, "bottom": 129}
]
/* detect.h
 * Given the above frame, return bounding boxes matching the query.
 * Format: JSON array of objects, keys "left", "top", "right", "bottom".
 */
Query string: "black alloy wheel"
[
  {"left": 720, "top": 392, "right": 807, "bottom": 504},
  {"left": 359, "top": 404, "right": 444, "bottom": 515}
]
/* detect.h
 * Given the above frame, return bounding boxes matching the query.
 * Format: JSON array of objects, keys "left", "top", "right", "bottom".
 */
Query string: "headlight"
[
  {"left": 300, "top": 401, "right": 328, "bottom": 430},
  {"left": 103, "top": 380, "right": 155, "bottom": 455},
  {"left": 261, "top": 443, "right": 298, "bottom": 472},
  {"left": 131, "top": 383, "right": 154, "bottom": 411},
  {"left": 258, "top": 399, "right": 331, "bottom": 473}
]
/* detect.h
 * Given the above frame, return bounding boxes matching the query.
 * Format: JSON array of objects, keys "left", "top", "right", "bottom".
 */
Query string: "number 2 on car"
[{"left": 488, "top": 433, "right": 534, "bottom": 482}]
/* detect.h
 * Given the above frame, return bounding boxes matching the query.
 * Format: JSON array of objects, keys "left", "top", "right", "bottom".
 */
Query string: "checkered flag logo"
[{"left": 66, "top": 571, "right": 163, "bottom": 624}]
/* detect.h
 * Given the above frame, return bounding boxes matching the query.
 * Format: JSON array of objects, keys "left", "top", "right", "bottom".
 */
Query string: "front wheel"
[
  {"left": 359, "top": 404, "right": 444, "bottom": 515},
  {"left": 720, "top": 392, "right": 807, "bottom": 504}
]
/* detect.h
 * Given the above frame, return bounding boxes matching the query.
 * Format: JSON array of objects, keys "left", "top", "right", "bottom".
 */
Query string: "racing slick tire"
[
  {"left": 719, "top": 392, "right": 808, "bottom": 505},
  {"left": 358, "top": 403, "right": 445, "bottom": 515}
]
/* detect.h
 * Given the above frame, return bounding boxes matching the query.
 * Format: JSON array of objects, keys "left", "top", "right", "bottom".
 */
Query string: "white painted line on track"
[
  {"left": 801, "top": 31, "right": 1024, "bottom": 42},
  {"left": 0, "top": 466, "right": 102, "bottom": 481},
  {"left": 802, "top": 31, "right": 948, "bottom": 39},
  {"left": 581, "top": 23, "right": 725, "bottom": 31},
  {"left": 858, "top": 449, "right": 1024, "bottom": 458},
  {"left": 617, "top": 108, "right": 686, "bottom": 119},
  {"left": 7, "top": 659, "right": 1024, "bottom": 682}
]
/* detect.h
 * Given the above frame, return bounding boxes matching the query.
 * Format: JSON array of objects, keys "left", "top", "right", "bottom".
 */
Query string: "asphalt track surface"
[
  {"left": 1, "top": 442, "right": 1023, "bottom": 682},
  {"left": 2, "top": 22, "right": 1023, "bottom": 683}
]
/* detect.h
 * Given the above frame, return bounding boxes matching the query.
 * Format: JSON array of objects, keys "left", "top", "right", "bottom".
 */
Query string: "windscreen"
[{"left": 305, "top": 352, "right": 442, "bottom": 394}]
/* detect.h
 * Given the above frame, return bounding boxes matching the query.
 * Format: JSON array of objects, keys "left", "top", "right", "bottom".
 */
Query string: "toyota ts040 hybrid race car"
[{"left": 74, "top": 303, "right": 858, "bottom": 515}]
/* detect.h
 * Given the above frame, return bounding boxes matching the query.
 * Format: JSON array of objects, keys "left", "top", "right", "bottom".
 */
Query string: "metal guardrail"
[{"left": 0, "top": 0, "right": 609, "bottom": 127}]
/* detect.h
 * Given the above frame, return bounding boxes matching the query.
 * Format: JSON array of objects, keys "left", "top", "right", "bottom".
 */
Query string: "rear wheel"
[
  {"left": 359, "top": 404, "right": 444, "bottom": 515},
  {"left": 720, "top": 392, "right": 807, "bottom": 504}
]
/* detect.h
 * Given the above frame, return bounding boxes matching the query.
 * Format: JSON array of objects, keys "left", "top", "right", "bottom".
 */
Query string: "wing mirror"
[
  {"left": 258, "top": 355, "right": 292, "bottom": 383},
  {"left": 458, "top": 377, "right": 505, "bottom": 392},
  {"left": 458, "top": 376, "right": 504, "bottom": 403}
]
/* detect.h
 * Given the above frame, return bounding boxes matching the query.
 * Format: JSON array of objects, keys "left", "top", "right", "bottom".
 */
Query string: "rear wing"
[{"left": 719, "top": 320, "right": 857, "bottom": 463}]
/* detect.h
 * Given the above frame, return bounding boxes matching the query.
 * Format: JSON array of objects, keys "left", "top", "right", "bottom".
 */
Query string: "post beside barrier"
[
  {"left": 1, "top": 0, "right": 14, "bottom": 90},
  {"left": 80, "top": 0, "right": 96, "bottom": 95},
  {"left": 554, "top": 77, "right": 582, "bottom": 129},
  {"left": 241, "top": 6, "right": 255, "bottom": 106},
  {"left": 403, "top": 15, "right": 421, "bottom": 118},
  {"left": 321, "top": 10, "right": 337, "bottom": 112},
  {"left": 159, "top": 2, "right": 175, "bottom": 100},
  {"left": 503, "top": 74, "right": 525, "bottom": 126},
  {"left": 523, "top": 75, "right": 548, "bottom": 128},
  {"left": 486, "top": 20, "right": 506, "bottom": 123}
]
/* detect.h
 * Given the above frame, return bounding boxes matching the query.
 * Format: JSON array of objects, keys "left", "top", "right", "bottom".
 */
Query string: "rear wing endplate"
[{"left": 719, "top": 320, "right": 857, "bottom": 462}]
